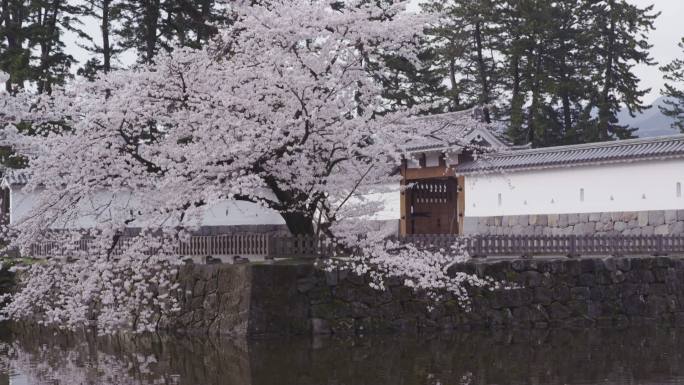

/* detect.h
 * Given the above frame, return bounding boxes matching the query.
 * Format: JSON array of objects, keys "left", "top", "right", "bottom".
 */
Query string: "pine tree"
[
  {"left": 421, "top": 0, "right": 501, "bottom": 110},
  {"left": 660, "top": 37, "right": 684, "bottom": 132},
  {"left": 584, "top": 0, "right": 657, "bottom": 141},
  {"left": 113, "top": 0, "right": 230, "bottom": 64},
  {"left": 0, "top": 0, "right": 31, "bottom": 92},
  {"left": 77, "top": 0, "right": 122, "bottom": 78},
  {"left": 26, "top": 0, "right": 87, "bottom": 94}
]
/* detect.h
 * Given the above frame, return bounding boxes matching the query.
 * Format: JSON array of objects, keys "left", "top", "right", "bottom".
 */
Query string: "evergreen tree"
[
  {"left": 0, "top": 0, "right": 31, "bottom": 92},
  {"left": 421, "top": 0, "right": 501, "bottom": 111},
  {"left": 26, "top": 0, "right": 86, "bottom": 94},
  {"left": 584, "top": 0, "right": 657, "bottom": 141},
  {"left": 77, "top": 0, "right": 122, "bottom": 78},
  {"left": 113, "top": 0, "right": 230, "bottom": 64},
  {"left": 660, "top": 37, "right": 684, "bottom": 132}
]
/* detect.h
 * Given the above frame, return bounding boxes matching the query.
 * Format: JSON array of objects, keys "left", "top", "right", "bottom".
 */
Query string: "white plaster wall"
[
  {"left": 9, "top": 189, "right": 36, "bottom": 226},
  {"left": 465, "top": 158, "right": 684, "bottom": 217},
  {"left": 9, "top": 188, "right": 286, "bottom": 228}
]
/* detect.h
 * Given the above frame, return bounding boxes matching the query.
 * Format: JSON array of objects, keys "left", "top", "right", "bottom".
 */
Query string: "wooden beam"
[
  {"left": 403, "top": 166, "right": 457, "bottom": 180},
  {"left": 399, "top": 179, "right": 408, "bottom": 236},
  {"left": 457, "top": 176, "right": 465, "bottom": 235}
]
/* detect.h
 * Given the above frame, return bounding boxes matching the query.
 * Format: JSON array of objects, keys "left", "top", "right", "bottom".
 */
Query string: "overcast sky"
[{"left": 66, "top": 1, "right": 682, "bottom": 103}]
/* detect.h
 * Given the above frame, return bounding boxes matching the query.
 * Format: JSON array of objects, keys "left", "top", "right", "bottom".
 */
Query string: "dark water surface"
[{"left": 2, "top": 327, "right": 684, "bottom": 385}]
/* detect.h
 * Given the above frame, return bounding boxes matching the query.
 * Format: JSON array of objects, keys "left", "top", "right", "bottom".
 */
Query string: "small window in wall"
[
  {"left": 497, "top": 193, "right": 502, "bottom": 207},
  {"left": 580, "top": 188, "right": 585, "bottom": 202},
  {"left": 678, "top": 182, "right": 682, "bottom": 198}
]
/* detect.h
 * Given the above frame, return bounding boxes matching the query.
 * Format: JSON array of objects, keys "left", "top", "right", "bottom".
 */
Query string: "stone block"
[
  {"left": 600, "top": 212, "right": 612, "bottom": 223},
  {"left": 642, "top": 226, "right": 655, "bottom": 236},
  {"left": 672, "top": 222, "right": 684, "bottom": 234},
  {"left": 548, "top": 214, "right": 560, "bottom": 227},
  {"left": 622, "top": 211, "right": 638, "bottom": 222},
  {"left": 649, "top": 211, "right": 665, "bottom": 226},
  {"left": 537, "top": 215, "right": 548, "bottom": 226},
  {"left": 529, "top": 215, "right": 538, "bottom": 225},
  {"left": 638, "top": 211, "right": 649, "bottom": 227},
  {"left": 568, "top": 213, "right": 579, "bottom": 225},
  {"left": 665, "top": 210, "right": 678, "bottom": 224},
  {"left": 614, "top": 221, "right": 627, "bottom": 232},
  {"left": 579, "top": 213, "right": 589, "bottom": 222},
  {"left": 558, "top": 214, "right": 569, "bottom": 228},
  {"left": 655, "top": 224, "right": 669, "bottom": 235},
  {"left": 678, "top": 210, "right": 684, "bottom": 222},
  {"left": 518, "top": 215, "right": 529, "bottom": 226},
  {"left": 589, "top": 212, "right": 601, "bottom": 222}
]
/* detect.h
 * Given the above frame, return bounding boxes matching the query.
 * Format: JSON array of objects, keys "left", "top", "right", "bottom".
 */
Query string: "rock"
[
  {"left": 548, "top": 214, "right": 559, "bottom": 227},
  {"left": 638, "top": 211, "right": 649, "bottom": 227},
  {"left": 570, "top": 287, "right": 591, "bottom": 301},
  {"left": 649, "top": 211, "right": 665, "bottom": 226},
  {"left": 654, "top": 224, "right": 669, "bottom": 235},
  {"left": 665, "top": 210, "right": 678, "bottom": 224},
  {"left": 600, "top": 212, "right": 612, "bottom": 223},
  {"left": 672, "top": 222, "right": 684, "bottom": 234}
]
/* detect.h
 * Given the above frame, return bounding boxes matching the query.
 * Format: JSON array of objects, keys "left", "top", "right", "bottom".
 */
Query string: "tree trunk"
[
  {"left": 509, "top": 53, "right": 524, "bottom": 143},
  {"left": 143, "top": 0, "right": 160, "bottom": 63},
  {"left": 281, "top": 212, "right": 315, "bottom": 235},
  {"left": 598, "top": 1, "right": 616, "bottom": 141},
  {"left": 473, "top": 20, "right": 490, "bottom": 105},
  {"left": 448, "top": 56, "right": 460, "bottom": 111},
  {"left": 1, "top": 0, "right": 25, "bottom": 92},
  {"left": 101, "top": 0, "right": 111, "bottom": 72}
]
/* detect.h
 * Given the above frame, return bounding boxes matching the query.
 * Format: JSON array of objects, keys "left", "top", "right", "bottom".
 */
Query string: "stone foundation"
[
  {"left": 168, "top": 255, "right": 684, "bottom": 337},
  {"left": 465, "top": 209, "right": 684, "bottom": 236}
]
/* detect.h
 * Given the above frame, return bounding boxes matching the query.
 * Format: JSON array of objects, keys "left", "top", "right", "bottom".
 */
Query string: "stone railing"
[
  {"left": 403, "top": 234, "right": 684, "bottom": 258},
  {"left": 28, "top": 233, "right": 684, "bottom": 259}
]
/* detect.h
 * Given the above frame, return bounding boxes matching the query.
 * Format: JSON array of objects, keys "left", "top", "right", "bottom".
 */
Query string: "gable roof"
[
  {"left": 403, "top": 108, "right": 511, "bottom": 153},
  {"left": 455, "top": 134, "right": 684, "bottom": 174}
]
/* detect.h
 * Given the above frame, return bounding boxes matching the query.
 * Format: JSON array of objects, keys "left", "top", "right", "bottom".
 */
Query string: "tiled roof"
[
  {"left": 403, "top": 108, "right": 510, "bottom": 152},
  {"left": 1, "top": 170, "right": 30, "bottom": 186},
  {"left": 455, "top": 134, "right": 684, "bottom": 174}
]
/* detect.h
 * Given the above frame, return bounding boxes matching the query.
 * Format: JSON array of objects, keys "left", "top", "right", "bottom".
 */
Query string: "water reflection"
[{"left": 2, "top": 326, "right": 684, "bottom": 385}]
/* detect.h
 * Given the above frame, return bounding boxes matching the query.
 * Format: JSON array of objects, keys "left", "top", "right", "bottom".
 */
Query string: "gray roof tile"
[
  {"left": 456, "top": 134, "right": 684, "bottom": 174},
  {"left": 2, "top": 170, "right": 30, "bottom": 186}
]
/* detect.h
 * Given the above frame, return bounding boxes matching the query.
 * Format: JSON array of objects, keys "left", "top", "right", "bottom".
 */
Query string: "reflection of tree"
[{"left": 3, "top": 327, "right": 684, "bottom": 385}]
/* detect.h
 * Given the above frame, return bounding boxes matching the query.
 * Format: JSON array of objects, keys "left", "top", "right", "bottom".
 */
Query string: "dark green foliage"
[
  {"left": 422, "top": 0, "right": 658, "bottom": 147},
  {"left": 113, "top": 0, "right": 231, "bottom": 64},
  {"left": 660, "top": 38, "right": 684, "bottom": 132}
]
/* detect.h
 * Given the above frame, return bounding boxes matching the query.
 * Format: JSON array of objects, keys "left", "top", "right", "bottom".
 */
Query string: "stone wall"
[
  {"left": 466, "top": 209, "right": 684, "bottom": 236},
  {"left": 168, "top": 255, "right": 684, "bottom": 336}
]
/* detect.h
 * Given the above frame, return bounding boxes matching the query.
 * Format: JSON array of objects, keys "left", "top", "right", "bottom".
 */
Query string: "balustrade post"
[
  {"left": 654, "top": 235, "right": 667, "bottom": 257},
  {"left": 567, "top": 235, "right": 579, "bottom": 258}
]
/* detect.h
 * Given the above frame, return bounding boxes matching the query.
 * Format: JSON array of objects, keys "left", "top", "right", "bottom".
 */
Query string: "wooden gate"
[{"left": 404, "top": 178, "right": 459, "bottom": 235}]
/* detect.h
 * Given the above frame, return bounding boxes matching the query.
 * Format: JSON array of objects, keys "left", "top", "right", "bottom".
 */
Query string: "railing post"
[
  {"left": 567, "top": 235, "right": 579, "bottom": 258},
  {"left": 265, "top": 234, "right": 275, "bottom": 260},
  {"left": 654, "top": 234, "right": 666, "bottom": 257},
  {"left": 472, "top": 236, "right": 485, "bottom": 259}
]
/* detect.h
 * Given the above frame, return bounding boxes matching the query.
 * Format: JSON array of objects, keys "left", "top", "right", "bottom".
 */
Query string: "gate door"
[{"left": 407, "top": 178, "right": 459, "bottom": 234}]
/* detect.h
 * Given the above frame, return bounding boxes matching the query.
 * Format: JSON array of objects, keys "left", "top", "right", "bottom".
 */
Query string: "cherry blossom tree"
[{"left": 0, "top": 0, "right": 498, "bottom": 333}]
